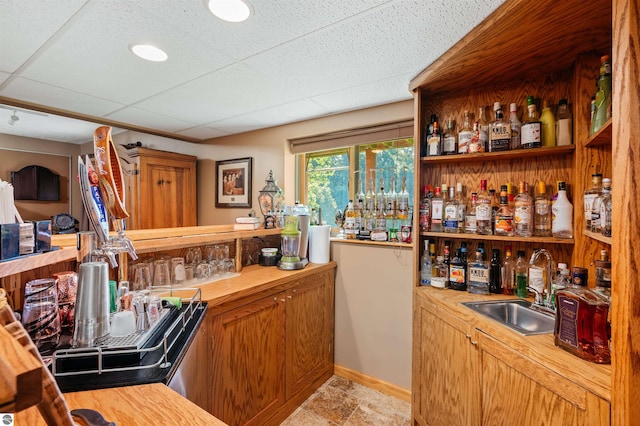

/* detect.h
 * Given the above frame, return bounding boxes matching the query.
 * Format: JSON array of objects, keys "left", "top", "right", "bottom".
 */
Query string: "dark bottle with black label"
[
  {"left": 449, "top": 248, "right": 467, "bottom": 291},
  {"left": 489, "top": 249, "right": 502, "bottom": 293}
]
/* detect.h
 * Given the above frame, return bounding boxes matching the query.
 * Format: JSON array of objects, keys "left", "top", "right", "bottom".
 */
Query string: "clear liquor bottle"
[
  {"left": 514, "top": 181, "right": 533, "bottom": 237},
  {"left": 427, "top": 120, "right": 443, "bottom": 156},
  {"left": 458, "top": 111, "right": 473, "bottom": 154},
  {"left": 494, "top": 187, "right": 514, "bottom": 236},
  {"left": 468, "top": 120, "right": 485, "bottom": 153},
  {"left": 364, "top": 177, "right": 375, "bottom": 233},
  {"left": 375, "top": 178, "right": 387, "bottom": 231},
  {"left": 476, "top": 179, "right": 492, "bottom": 235},
  {"left": 489, "top": 188, "right": 500, "bottom": 234},
  {"left": 489, "top": 249, "right": 502, "bottom": 294},
  {"left": 449, "top": 248, "right": 467, "bottom": 291},
  {"left": 467, "top": 249, "right": 489, "bottom": 294},
  {"left": 420, "top": 240, "right": 432, "bottom": 286},
  {"left": 420, "top": 113, "right": 438, "bottom": 157},
  {"left": 431, "top": 256, "right": 448, "bottom": 289},
  {"left": 583, "top": 173, "right": 603, "bottom": 231},
  {"left": 344, "top": 200, "right": 356, "bottom": 239},
  {"left": 385, "top": 175, "right": 397, "bottom": 221},
  {"left": 555, "top": 98, "right": 572, "bottom": 146},
  {"left": 465, "top": 192, "right": 478, "bottom": 234},
  {"left": 501, "top": 245, "right": 515, "bottom": 295},
  {"left": 533, "top": 181, "right": 552, "bottom": 236},
  {"left": 442, "top": 119, "right": 457, "bottom": 155},
  {"left": 600, "top": 181, "right": 612, "bottom": 237},
  {"left": 444, "top": 186, "right": 458, "bottom": 233},
  {"left": 509, "top": 102, "right": 522, "bottom": 149},
  {"left": 489, "top": 102, "right": 511, "bottom": 152},
  {"left": 521, "top": 96, "right": 542, "bottom": 149},
  {"left": 455, "top": 182, "right": 466, "bottom": 233},
  {"left": 418, "top": 185, "right": 432, "bottom": 231},
  {"left": 477, "top": 106, "right": 489, "bottom": 152},
  {"left": 590, "top": 178, "right": 611, "bottom": 233},
  {"left": 552, "top": 181, "right": 573, "bottom": 239},
  {"left": 430, "top": 186, "right": 444, "bottom": 232},
  {"left": 397, "top": 175, "right": 409, "bottom": 221}
]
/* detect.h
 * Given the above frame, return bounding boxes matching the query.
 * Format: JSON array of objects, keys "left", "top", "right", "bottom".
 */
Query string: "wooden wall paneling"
[{"left": 611, "top": 0, "right": 640, "bottom": 424}]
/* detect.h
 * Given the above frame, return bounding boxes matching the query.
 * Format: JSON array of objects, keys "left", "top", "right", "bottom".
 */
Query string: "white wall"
[{"left": 331, "top": 241, "right": 413, "bottom": 391}]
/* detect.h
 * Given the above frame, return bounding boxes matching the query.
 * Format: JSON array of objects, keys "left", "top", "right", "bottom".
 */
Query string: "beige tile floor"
[{"left": 281, "top": 375, "right": 411, "bottom": 425}]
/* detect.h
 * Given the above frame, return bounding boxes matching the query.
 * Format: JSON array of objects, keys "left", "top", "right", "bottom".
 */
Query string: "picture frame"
[{"left": 215, "top": 157, "right": 252, "bottom": 208}]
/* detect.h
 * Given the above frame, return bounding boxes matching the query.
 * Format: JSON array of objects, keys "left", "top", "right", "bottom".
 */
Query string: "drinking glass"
[
  {"left": 204, "top": 245, "right": 216, "bottom": 263},
  {"left": 224, "top": 258, "right": 236, "bottom": 274},
  {"left": 132, "top": 263, "right": 152, "bottom": 291},
  {"left": 215, "top": 244, "right": 229, "bottom": 261},
  {"left": 154, "top": 260, "right": 171, "bottom": 287},
  {"left": 171, "top": 257, "right": 186, "bottom": 286},
  {"left": 22, "top": 278, "right": 61, "bottom": 351},
  {"left": 195, "top": 263, "right": 213, "bottom": 281},
  {"left": 186, "top": 247, "right": 202, "bottom": 265}
]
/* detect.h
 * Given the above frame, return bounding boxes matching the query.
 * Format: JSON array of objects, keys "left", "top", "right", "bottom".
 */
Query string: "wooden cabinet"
[
  {"left": 413, "top": 290, "right": 611, "bottom": 425},
  {"left": 210, "top": 268, "right": 335, "bottom": 426},
  {"left": 118, "top": 146, "right": 197, "bottom": 230}
]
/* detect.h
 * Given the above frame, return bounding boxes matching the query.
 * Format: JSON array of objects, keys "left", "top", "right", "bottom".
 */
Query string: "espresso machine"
[{"left": 277, "top": 203, "right": 310, "bottom": 270}]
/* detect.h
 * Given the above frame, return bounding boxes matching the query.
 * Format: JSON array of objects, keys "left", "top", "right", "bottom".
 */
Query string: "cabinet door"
[
  {"left": 167, "top": 312, "right": 210, "bottom": 412},
  {"left": 478, "top": 332, "right": 610, "bottom": 426},
  {"left": 211, "top": 293, "right": 286, "bottom": 426},
  {"left": 285, "top": 269, "right": 334, "bottom": 399},
  {"left": 413, "top": 295, "right": 481, "bottom": 426},
  {"left": 141, "top": 160, "right": 196, "bottom": 229}
]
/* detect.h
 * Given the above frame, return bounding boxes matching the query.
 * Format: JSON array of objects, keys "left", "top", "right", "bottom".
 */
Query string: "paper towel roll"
[{"left": 308, "top": 225, "right": 331, "bottom": 264}]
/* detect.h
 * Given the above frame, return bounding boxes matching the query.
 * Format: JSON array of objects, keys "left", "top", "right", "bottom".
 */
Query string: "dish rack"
[{"left": 51, "top": 287, "right": 203, "bottom": 377}]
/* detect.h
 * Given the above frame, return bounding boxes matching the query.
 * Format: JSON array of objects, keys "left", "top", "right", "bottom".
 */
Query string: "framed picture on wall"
[{"left": 215, "top": 157, "right": 252, "bottom": 208}]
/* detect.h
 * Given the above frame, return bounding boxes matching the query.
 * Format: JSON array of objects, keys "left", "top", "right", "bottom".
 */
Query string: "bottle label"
[
  {"left": 489, "top": 123, "right": 511, "bottom": 151},
  {"left": 521, "top": 122, "right": 542, "bottom": 147},
  {"left": 431, "top": 276, "right": 446, "bottom": 288},
  {"left": 427, "top": 136, "right": 441, "bottom": 155},
  {"left": 476, "top": 204, "right": 491, "bottom": 221},
  {"left": 449, "top": 265, "right": 465, "bottom": 283},
  {"left": 535, "top": 199, "right": 550, "bottom": 215},
  {"left": 495, "top": 214, "right": 514, "bottom": 234},
  {"left": 465, "top": 214, "right": 477, "bottom": 232},
  {"left": 458, "top": 130, "right": 473, "bottom": 153},
  {"left": 431, "top": 200, "right": 443, "bottom": 224},
  {"left": 469, "top": 266, "right": 489, "bottom": 283},
  {"left": 583, "top": 193, "right": 597, "bottom": 222},
  {"left": 419, "top": 208, "right": 430, "bottom": 230},
  {"left": 444, "top": 205, "right": 458, "bottom": 229},
  {"left": 515, "top": 205, "right": 532, "bottom": 225},
  {"left": 443, "top": 136, "right": 456, "bottom": 153},
  {"left": 528, "top": 266, "right": 545, "bottom": 294},
  {"left": 556, "top": 294, "right": 579, "bottom": 349}
]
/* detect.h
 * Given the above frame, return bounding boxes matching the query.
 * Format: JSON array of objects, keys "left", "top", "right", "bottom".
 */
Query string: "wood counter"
[{"left": 15, "top": 383, "right": 226, "bottom": 425}]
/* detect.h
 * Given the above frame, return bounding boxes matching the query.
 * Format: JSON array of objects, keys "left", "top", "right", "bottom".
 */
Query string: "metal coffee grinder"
[{"left": 277, "top": 203, "right": 310, "bottom": 270}]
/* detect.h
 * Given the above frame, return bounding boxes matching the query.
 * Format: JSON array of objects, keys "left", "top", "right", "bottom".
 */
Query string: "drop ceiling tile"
[
  {"left": 141, "top": 0, "right": 392, "bottom": 60},
  {"left": 18, "top": 1, "right": 235, "bottom": 105},
  {"left": 134, "top": 62, "right": 306, "bottom": 124},
  {"left": 0, "top": 77, "right": 125, "bottom": 116},
  {"left": 175, "top": 126, "right": 231, "bottom": 140},
  {"left": 0, "top": 71, "right": 9, "bottom": 85},
  {"left": 204, "top": 99, "right": 329, "bottom": 134},
  {"left": 312, "top": 73, "right": 414, "bottom": 112},
  {"left": 0, "top": 0, "right": 88, "bottom": 73},
  {"left": 0, "top": 108, "right": 104, "bottom": 144},
  {"left": 106, "top": 107, "right": 199, "bottom": 133}
]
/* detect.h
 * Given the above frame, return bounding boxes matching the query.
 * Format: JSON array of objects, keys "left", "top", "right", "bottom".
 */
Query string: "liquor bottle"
[
  {"left": 420, "top": 240, "right": 432, "bottom": 286},
  {"left": 509, "top": 102, "right": 522, "bottom": 149},
  {"left": 583, "top": 173, "right": 603, "bottom": 231},
  {"left": 444, "top": 186, "right": 458, "bottom": 233},
  {"left": 489, "top": 188, "right": 500, "bottom": 234},
  {"left": 494, "top": 186, "right": 514, "bottom": 236},
  {"left": 431, "top": 256, "right": 448, "bottom": 289},
  {"left": 552, "top": 181, "right": 573, "bottom": 239},
  {"left": 467, "top": 249, "right": 489, "bottom": 294},
  {"left": 476, "top": 179, "right": 492, "bottom": 235},
  {"left": 355, "top": 197, "right": 363, "bottom": 237},
  {"left": 455, "top": 182, "right": 466, "bottom": 233},
  {"left": 591, "top": 55, "right": 612, "bottom": 134},
  {"left": 430, "top": 186, "right": 444, "bottom": 232},
  {"left": 365, "top": 177, "right": 375, "bottom": 233},
  {"left": 554, "top": 274, "right": 610, "bottom": 363},
  {"left": 501, "top": 245, "right": 516, "bottom": 295},
  {"left": 590, "top": 178, "right": 611, "bottom": 233},
  {"left": 449, "top": 248, "right": 467, "bottom": 291},
  {"left": 506, "top": 182, "right": 516, "bottom": 210},
  {"left": 489, "top": 102, "right": 511, "bottom": 152},
  {"left": 465, "top": 192, "right": 478, "bottom": 234},
  {"left": 468, "top": 120, "right": 485, "bottom": 153},
  {"left": 534, "top": 181, "right": 552, "bottom": 236},
  {"left": 521, "top": 96, "right": 542, "bottom": 149},
  {"left": 443, "top": 240, "right": 451, "bottom": 273},
  {"left": 344, "top": 200, "right": 356, "bottom": 239},
  {"left": 528, "top": 248, "right": 547, "bottom": 297},
  {"left": 376, "top": 177, "right": 385, "bottom": 220},
  {"left": 386, "top": 175, "right": 397, "bottom": 221},
  {"left": 418, "top": 185, "right": 432, "bottom": 231},
  {"left": 477, "top": 106, "right": 489, "bottom": 151},
  {"left": 555, "top": 98, "right": 572, "bottom": 146},
  {"left": 600, "top": 180, "right": 612, "bottom": 237},
  {"left": 420, "top": 113, "right": 438, "bottom": 157},
  {"left": 442, "top": 119, "right": 457, "bottom": 155},
  {"left": 540, "top": 99, "right": 556, "bottom": 147},
  {"left": 458, "top": 111, "right": 473, "bottom": 154},
  {"left": 594, "top": 249, "right": 612, "bottom": 295},
  {"left": 515, "top": 250, "right": 528, "bottom": 298},
  {"left": 427, "top": 120, "right": 443, "bottom": 156},
  {"left": 489, "top": 249, "right": 502, "bottom": 294},
  {"left": 397, "top": 175, "right": 409, "bottom": 221},
  {"left": 514, "top": 181, "right": 533, "bottom": 237}
]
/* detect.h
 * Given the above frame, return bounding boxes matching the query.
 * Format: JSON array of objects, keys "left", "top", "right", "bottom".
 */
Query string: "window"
[{"left": 296, "top": 134, "right": 414, "bottom": 230}]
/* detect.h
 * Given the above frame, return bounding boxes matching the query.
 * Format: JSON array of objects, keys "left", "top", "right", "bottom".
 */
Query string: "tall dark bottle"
[
  {"left": 449, "top": 248, "right": 467, "bottom": 291},
  {"left": 489, "top": 249, "right": 502, "bottom": 294}
]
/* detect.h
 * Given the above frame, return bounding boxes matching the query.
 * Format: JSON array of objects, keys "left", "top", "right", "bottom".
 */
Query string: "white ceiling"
[{"left": 0, "top": 0, "right": 504, "bottom": 144}]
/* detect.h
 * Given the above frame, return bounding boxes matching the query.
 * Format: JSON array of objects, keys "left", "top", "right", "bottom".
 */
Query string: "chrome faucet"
[{"left": 528, "top": 249, "right": 555, "bottom": 314}]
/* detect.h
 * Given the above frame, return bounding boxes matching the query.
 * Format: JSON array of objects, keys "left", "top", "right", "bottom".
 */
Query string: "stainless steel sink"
[{"left": 461, "top": 299, "right": 555, "bottom": 336}]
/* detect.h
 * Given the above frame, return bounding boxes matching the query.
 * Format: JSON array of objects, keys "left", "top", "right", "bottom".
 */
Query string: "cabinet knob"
[
  {"left": 466, "top": 334, "right": 478, "bottom": 346},
  {"left": 287, "top": 295, "right": 292, "bottom": 299}
]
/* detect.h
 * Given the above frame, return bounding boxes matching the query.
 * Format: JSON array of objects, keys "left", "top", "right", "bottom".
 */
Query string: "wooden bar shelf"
[
  {"left": 419, "top": 231, "right": 575, "bottom": 245},
  {"left": 420, "top": 145, "right": 574, "bottom": 165},
  {"left": 583, "top": 230, "right": 612, "bottom": 245},
  {"left": 583, "top": 119, "right": 612, "bottom": 147}
]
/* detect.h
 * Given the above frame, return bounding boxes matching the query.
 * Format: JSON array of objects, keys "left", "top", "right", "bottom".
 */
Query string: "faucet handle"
[{"left": 526, "top": 286, "right": 544, "bottom": 306}]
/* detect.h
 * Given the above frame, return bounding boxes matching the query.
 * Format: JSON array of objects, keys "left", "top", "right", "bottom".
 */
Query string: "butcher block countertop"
[
  {"left": 416, "top": 287, "right": 611, "bottom": 402},
  {"left": 15, "top": 383, "right": 227, "bottom": 425}
]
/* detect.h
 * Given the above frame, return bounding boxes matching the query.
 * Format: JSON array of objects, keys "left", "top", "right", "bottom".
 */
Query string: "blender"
[{"left": 277, "top": 203, "right": 310, "bottom": 270}]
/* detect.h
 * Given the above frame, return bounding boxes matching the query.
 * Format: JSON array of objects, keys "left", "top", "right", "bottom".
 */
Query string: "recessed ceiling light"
[
  {"left": 207, "top": 0, "right": 252, "bottom": 23},
  {"left": 129, "top": 44, "right": 168, "bottom": 62}
]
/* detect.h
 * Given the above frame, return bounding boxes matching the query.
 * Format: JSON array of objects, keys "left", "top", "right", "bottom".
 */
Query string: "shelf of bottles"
[
  {"left": 419, "top": 231, "right": 574, "bottom": 245},
  {"left": 583, "top": 230, "right": 611, "bottom": 245},
  {"left": 420, "top": 145, "right": 574, "bottom": 165}
]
